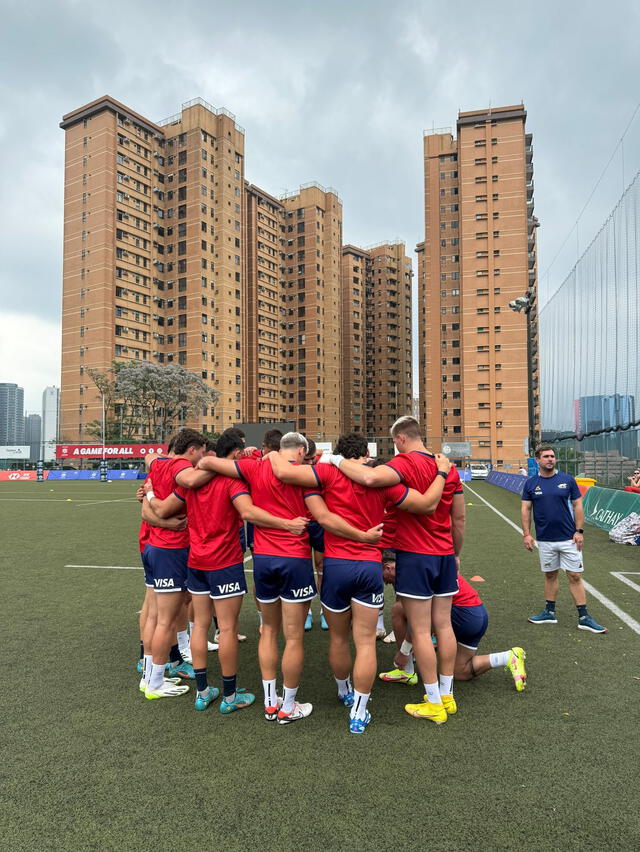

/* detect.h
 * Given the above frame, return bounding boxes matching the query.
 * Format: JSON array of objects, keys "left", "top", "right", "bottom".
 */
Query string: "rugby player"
[
  {"left": 140, "top": 429, "right": 209, "bottom": 699},
  {"left": 147, "top": 431, "right": 308, "bottom": 713},
  {"left": 378, "top": 556, "right": 527, "bottom": 690},
  {"left": 522, "top": 445, "right": 607, "bottom": 633},
  {"left": 328, "top": 416, "right": 463, "bottom": 724},
  {"left": 197, "top": 432, "right": 315, "bottom": 724},
  {"left": 269, "top": 432, "right": 453, "bottom": 733}
]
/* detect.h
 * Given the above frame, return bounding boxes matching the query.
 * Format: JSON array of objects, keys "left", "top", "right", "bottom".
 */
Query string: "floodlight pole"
[{"left": 509, "top": 293, "right": 537, "bottom": 457}]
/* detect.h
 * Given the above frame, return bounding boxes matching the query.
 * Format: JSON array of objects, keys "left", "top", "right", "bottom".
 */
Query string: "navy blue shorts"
[
  {"left": 321, "top": 558, "right": 384, "bottom": 613},
  {"left": 141, "top": 544, "right": 153, "bottom": 588},
  {"left": 146, "top": 545, "right": 188, "bottom": 593},
  {"left": 308, "top": 520, "right": 325, "bottom": 553},
  {"left": 239, "top": 526, "right": 246, "bottom": 554},
  {"left": 187, "top": 562, "right": 247, "bottom": 600},
  {"left": 253, "top": 554, "right": 316, "bottom": 604},
  {"left": 451, "top": 604, "right": 489, "bottom": 649},
  {"left": 395, "top": 551, "right": 458, "bottom": 600}
]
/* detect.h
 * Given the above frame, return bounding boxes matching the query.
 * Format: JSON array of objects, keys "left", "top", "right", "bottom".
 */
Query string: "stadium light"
[{"left": 509, "top": 292, "right": 537, "bottom": 457}]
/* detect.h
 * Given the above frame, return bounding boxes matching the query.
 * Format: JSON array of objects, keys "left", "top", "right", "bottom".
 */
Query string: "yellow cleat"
[
  {"left": 440, "top": 694, "right": 457, "bottom": 715},
  {"left": 506, "top": 647, "right": 527, "bottom": 692},
  {"left": 404, "top": 697, "right": 447, "bottom": 724}
]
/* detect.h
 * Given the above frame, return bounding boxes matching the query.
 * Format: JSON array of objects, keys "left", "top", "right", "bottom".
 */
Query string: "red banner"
[
  {"left": 0, "top": 470, "right": 43, "bottom": 481},
  {"left": 55, "top": 444, "right": 167, "bottom": 459}
]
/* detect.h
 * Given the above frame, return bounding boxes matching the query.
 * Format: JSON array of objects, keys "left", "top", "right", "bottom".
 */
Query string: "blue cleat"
[
  {"left": 578, "top": 614, "right": 608, "bottom": 633},
  {"left": 320, "top": 613, "right": 329, "bottom": 630},
  {"left": 220, "top": 687, "right": 255, "bottom": 714},
  {"left": 167, "top": 661, "right": 196, "bottom": 679},
  {"left": 305, "top": 611, "right": 313, "bottom": 631},
  {"left": 136, "top": 659, "right": 144, "bottom": 674},
  {"left": 349, "top": 710, "right": 371, "bottom": 734},
  {"left": 528, "top": 609, "right": 558, "bottom": 625},
  {"left": 339, "top": 690, "right": 355, "bottom": 708},
  {"left": 195, "top": 686, "right": 220, "bottom": 711}
]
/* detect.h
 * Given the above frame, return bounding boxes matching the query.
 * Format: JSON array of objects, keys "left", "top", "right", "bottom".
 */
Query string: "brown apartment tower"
[
  {"left": 60, "top": 96, "right": 246, "bottom": 442},
  {"left": 419, "top": 104, "right": 539, "bottom": 469},
  {"left": 342, "top": 243, "right": 413, "bottom": 457}
]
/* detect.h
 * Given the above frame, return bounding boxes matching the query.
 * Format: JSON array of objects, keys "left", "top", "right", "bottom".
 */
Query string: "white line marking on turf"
[
  {"left": 75, "top": 498, "right": 137, "bottom": 507},
  {"left": 465, "top": 483, "right": 640, "bottom": 636},
  {"left": 611, "top": 572, "right": 640, "bottom": 595},
  {"left": 66, "top": 563, "right": 255, "bottom": 574}
]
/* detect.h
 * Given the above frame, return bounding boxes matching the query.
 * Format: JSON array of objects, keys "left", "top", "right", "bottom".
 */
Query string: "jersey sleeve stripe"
[
  {"left": 394, "top": 486, "right": 409, "bottom": 505},
  {"left": 303, "top": 491, "right": 323, "bottom": 499},
  {"left": 312, "top": 465, "right": 321, "bottom": 487},
  {"left": 230, "top": 491, "right": 250, "bottom": 500},
  {"left": 234, "top": 460, "right": 245, "bottom": 480},
  {"left": 172, "top": 490, "right": 186, "bottom": 501}
]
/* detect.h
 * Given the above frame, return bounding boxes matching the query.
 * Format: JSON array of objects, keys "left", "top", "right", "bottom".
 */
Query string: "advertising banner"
[
  {"left": 486, "top": 471, "right": 527, "bottom": 495},
  {"left": 0, "top": 446, "right": 30, "bottom": 460},
  {"left": 582, "top": 486, "right": 640, "bottom": 532},
  {"left": 56, "top": 444, "right": 167, "bottom": 459},
  {"left": 0, "top": 470, "right": 45, "bottom": 481}
]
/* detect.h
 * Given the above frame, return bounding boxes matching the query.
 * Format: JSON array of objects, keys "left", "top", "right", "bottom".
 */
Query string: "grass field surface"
[{"left": 2, "top": 480, "right": 639, "bottom": 851}]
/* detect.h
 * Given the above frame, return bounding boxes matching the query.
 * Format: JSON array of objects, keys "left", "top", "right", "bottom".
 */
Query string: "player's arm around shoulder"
[
  {"left": 266, "top": 451, "right": 318, "bottom": 487},
  {"left": 335, "top": 457, "right": 400, "bottom": 488},
  {"left": 233, "top": 493, "right": 308, "bottom": 535}
]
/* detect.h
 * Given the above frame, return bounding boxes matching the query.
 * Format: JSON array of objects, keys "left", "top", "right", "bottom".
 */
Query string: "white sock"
[
  {"left": 334, "top": 675, "right": 352, "bottom": 697},
  {"left": 149, "top": 663, "right": 165, "bottom": 691},
  {"left": 177, "top": 630, "right": 190, "bottom": 652},
  {"left": 424, "top": 681, "right": 441, "bottom": 704},
  {"left": 143, "top": 654, "right": 153, "bottom": 684},
  {"left": 376, "top": 610, "right": 385, "bottom": 631},
  {"left": 489, "top": 650, "right": 511, "bottom": 668},
  {"left": 188, "top": 621, "right": 195, "bottom": 635},
  {"left": 403, "top": 656, "right": 415, "bottom": 675},
  {"left": 350, "top": 690, "right": 370, "bottom": 720},
  {"left": 439, "top": 674, "right": 453, "bottom": 697},
  {"left": 262, "top": 678, "right": 277, "bottom": 707},
  {"left": 282, "top": 685, "right": 298, "bottom": 714}
]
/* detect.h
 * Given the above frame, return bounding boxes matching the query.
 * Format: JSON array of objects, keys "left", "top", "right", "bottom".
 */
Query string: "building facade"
[
  {"left": 419, "top": 104, "right": 539, "bottom": 468},
  {"left": 0, "top": 383, "right": 24, "bottom": 445},
  {"left": 42, "top": 385, "right": 60, "bottom": 461},
  {"left": 24, "top": 414, "right": 42, "bottom": 460}
]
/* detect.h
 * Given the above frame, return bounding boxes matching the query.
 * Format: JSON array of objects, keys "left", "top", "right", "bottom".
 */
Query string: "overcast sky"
[{"left": 1, "top": 0, "right": 639, "bottom": 412}]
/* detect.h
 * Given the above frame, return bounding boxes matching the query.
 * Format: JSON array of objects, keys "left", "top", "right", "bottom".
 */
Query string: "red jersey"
[
  {"left": 453, "top": 574, "right": 483, "bottom": 608},
  {"left": 304, "top": 465, "right": 407, "bottom": 561},
  {"left": 379, "top": 505, "right": 398, "bottom": 550},
  {"left": 175, "top": 476, "right": 248, "bottom": 570},
  {"left": 139, "top": 520, "right": 151, "bottom": 552},
  {"left": 235, "top": 457, "right": 311, "bottom": 558},
  {"left": 385, "top": 451, "right": 463, "bottom": 556},
  {"left": 147, "top": 456, "right": 193, "bottom": 548}
]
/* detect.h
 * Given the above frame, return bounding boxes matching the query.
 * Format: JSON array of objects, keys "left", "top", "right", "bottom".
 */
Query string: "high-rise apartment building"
[
  {"left": 42, "top": 385, "right": 60, "bottom": 461},
  {"left": 0, "top": 383, "right": 24, "bottom": 445},
  {"left": 24, "top": 414, "right": 42, "bottom": 460},
  {"left": 60, "top": 96, "right": 245, "bottom": 441},
  {"left": 341, "top": 243, "right": 413, "bottom": 456},
  {"left": 419, "top": 104, "right": 539, "bottom": 468},
  {"left": 280, "top": 184, "right": 343, "bottom": 442}
]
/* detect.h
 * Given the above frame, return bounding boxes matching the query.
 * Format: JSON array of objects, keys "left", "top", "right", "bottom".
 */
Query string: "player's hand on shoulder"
[
  {"left": 363, "top": 523, "right": 384, "bottom": 543},
  {"left": 286, "top": 516, "right": 309, "bottom": 535},
  {"left": 435, "top": 453, "right": 452, "bottom": 474},
  {"left": 244, "top": 446, "right": 259, "bottom": 457}
]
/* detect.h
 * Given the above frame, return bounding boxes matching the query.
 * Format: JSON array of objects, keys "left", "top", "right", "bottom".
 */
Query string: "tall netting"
[{"left": 540, "top": 170, "right": 640, "bottom": 484}]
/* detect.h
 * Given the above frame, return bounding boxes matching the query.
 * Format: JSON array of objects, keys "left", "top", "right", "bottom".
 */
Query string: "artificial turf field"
[{"left": 2, "top": 480, "right": 639, "bottom": 851}]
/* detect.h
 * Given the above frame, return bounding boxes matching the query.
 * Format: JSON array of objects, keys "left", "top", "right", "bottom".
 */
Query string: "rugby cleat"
[
  {"left": 320, "top": 613, "right": 328, "bottom": 630},
  {"left": 349, "top": 710, "right": 371, "bottom": 734},
  {"left": 578, "top": 615, "right": 608, "bottom": 634},
  {"left": 382, "top": 630, "right": 396, "bottom": 644},
  {"left": 304, "top": 611, "right": 313, "bottom": 631},
  {"left": 376, "top": 628, "right": 387, "bottom": 640},
  {"left": 166, "top": 661, "right": 196, "bottom": 679},
  {"left": 338, "top": 690, "right": 355, "bottom": 708},
  {"left": 136, "top": 659, "right": 144, "bottom": 674},
  {"left": 207, "top": 640, "right": 219, "bottom": 652},
  {"left": 145, "top": 681, "right": 189, "bottom": 700},
  {"left": 139, "top": 676, "right": 181, "bottom": 693},
  {"left": 264, "top": 697, "right": 283, "bottom": 721},
  {"left": 528, "top": 609, "right": 557, "bottom": 625},
  {"left": 220, "top": 688, "right": 255, "bottom": 714},
  {"left": 440, "top": 694, "right": 457, "bottom": 715},
  {"left": 213, "top": 631, "right": 246, "bottom": 644},
  {"left": 195, "top": 686, "right": 220, "bottom": 711},
  {"left": 378, "top": 667, "right": 418, "bottom": 686},
  {"left": 506, "top": 647, "right": 527, "bottom": 691},
  {"left": 277, "top": 701, "right": 313, "bottom": 725},
  {"left": 178, "top": 647, "right": 193, "bottom": 664},
  {"left": 404, "top": 697, "right": 447, "bottom": 724}
]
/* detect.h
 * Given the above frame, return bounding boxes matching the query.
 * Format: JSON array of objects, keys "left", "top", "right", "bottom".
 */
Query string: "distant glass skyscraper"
[
  {"left": 575, "top": 394, "right": 637, "bottom": 457},
  {"left": 24, "top": 414, "right": 42, "bottom": 460},
  {"left": 0, "top": 383, "right": 25, "bottom": 445}
]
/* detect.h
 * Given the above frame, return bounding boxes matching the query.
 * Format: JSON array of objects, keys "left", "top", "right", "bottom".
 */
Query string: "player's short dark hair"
[
  {"left": 382, "top": 550, "right": 396, "bottom": 564},
  {"left": 335, "top": 433, "right": 368, "bottom": 460},
  {"left": 205, "top": 439, "right": 217, "bottom": 453},
  {"left": 304, "top": 438, "right": 316, "bottom": 457},
  {"left": 223, "top": 427, "right": 245, "bottom": 444},
  {"left": 263, "top": 429, "right": 283, "bottom": 451},
  {"left": 172, "top": 428, "right": 206, "bottom": 456},
  {"left": 535, "top": 444, "right": 556, "bottom": 459},
  {"left": 366, "top": 457, "right": 387, "bottom": 467},
  {"left": 390, "top": 416, "right": 421, "bottom": 440},
  {"left": 166, "top": 435, "right": 177, "bottom": 453},
  {"left": 215, "top": 432, "right": 244, "bottom": 458}
]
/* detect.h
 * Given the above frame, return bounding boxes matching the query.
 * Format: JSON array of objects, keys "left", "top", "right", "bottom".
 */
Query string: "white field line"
[
  {"left": 610, "top": 572, "right": 640, "bottom": 595},
  {"left": 75, "top": 498, "right": 137, "bottom": 507},
  {"left": 0, "top": 497, "right": 135, "bottom": 505},
  {"left": 66, "top": 563, "right": 255, "bottom": 574},
  {"left": 465, "top": 483, "right": 640, "bottom": 636}
]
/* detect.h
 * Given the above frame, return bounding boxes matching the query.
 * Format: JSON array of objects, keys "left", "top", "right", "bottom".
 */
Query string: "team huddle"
[{"left": 136, "top": 416, "right": 527, "bottom": 734}]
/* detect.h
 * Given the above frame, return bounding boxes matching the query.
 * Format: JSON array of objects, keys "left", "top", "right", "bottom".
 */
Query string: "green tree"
[{"left": 87, "top": 362, "right": 219, "bottom": 441}]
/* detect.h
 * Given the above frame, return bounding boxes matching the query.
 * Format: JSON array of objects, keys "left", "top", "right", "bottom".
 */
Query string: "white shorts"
[{"left": 537, "top": 540, "right": 583, "bottom": 574}]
